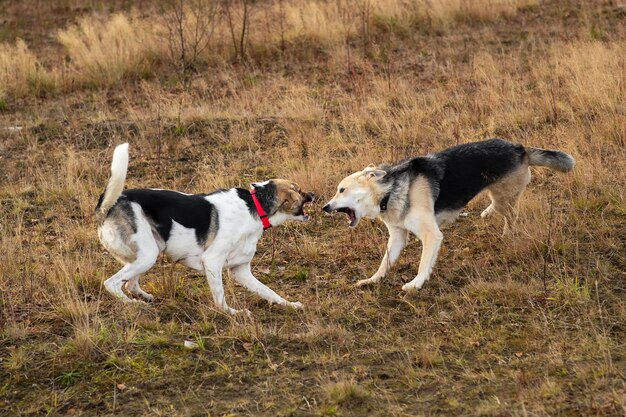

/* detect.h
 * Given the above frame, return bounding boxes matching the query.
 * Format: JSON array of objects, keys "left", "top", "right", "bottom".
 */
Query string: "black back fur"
[
  {"left": 381, "top": 138, "right": 526, "bottom": 213},
  {"left": 121, "top": 189, "right": 217, "bottom": 245}
]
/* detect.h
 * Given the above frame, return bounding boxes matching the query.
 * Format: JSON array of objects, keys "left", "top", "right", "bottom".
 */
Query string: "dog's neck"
[
  {"left": 375, "top": 174, "right": 402, "bottom": 217},
  {"left": 250, "top": 183, "right": 278, "bottom": 217},
  {"left": 375, "top": 178, "right": 394, "bottom": 212},
  {"left": 379, "top": 192, "right": 391, "bottom": 212}
]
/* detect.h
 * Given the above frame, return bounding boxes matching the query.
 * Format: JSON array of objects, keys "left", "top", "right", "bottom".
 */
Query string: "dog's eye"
[{"left": 339, "top": 188, "right": 345, "bottom": 193}]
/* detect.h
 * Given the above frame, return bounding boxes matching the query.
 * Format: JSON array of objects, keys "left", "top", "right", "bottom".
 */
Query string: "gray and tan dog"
[{"left": 323, "top": 138, "right": 574, "bottom": 291}]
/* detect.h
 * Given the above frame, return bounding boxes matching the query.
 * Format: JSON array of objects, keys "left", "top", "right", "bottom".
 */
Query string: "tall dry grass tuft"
[
  {"left": 57, "top": 13, "right": 164, "bottom": 87},
  {"left": 268, "top": 0, "right": 539, "bottom": 54},
  {"left": 322, "top": 378, "right": 370, "bottom": 408},
  {"left": 280, "top": 0, "right": 358, "bottom": 46},
  {"left": 556, "top": 41, "right": 626, "bottom": 115},
  {"left": 0, "top": 38, "right": 55, "bottom": 99},
  {"left": 53, "top": 254, "right": 105, "bottom": 360},
  {"left": 415, "top": 0, "right": 539, "bottom": 28}
]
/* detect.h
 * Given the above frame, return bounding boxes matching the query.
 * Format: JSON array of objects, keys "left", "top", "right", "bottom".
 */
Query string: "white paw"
[
  {"left": 224, "top": 307, "right": 252, "bottom": 317},
  {"left": 288, "top": 301, "right": 304, "bottom": 310},
  {"left": 402, "top": 279, "right": 425, "bottom": 292},
  {"left": 141, "top": 293, "right": 154, "bottom": 302},
  {"left": 356, "top": 277, "right": 379, "bottom": 287},
  {"left": 112, "top": 292, "right": 134, "bottom": 303},
  {"left": 238, "top": 309, "right": 253, "bottom": 318}
]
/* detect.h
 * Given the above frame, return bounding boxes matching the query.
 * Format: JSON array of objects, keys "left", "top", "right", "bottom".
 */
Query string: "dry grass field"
[{"left": 1, "top": 0, "right": 625, "bottom": 415}]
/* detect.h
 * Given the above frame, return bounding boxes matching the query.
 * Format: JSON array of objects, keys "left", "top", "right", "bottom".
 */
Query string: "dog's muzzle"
[{"left": 322, "top": 203, "right": 357, "bottom": 227}]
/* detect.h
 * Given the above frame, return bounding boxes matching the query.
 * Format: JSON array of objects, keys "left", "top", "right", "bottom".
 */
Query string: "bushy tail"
[
  {"left": 96, "top": 143, "right": 129, "bottom": 219},
  {"left": 526, "top": 147, "right": 575, "bottom": 172}
]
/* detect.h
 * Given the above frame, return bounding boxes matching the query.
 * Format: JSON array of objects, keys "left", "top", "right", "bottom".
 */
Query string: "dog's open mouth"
[
  {"left": 336, "top": 207, "right": 357, "bottom": 227},
  {"left": 297, "top": 192, "right": 315, "bottom": 220}
]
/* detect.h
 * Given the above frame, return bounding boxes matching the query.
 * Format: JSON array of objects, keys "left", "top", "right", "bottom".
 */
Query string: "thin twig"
[{"left": 542, "top": 188, "right": 554, "bottom": 295}]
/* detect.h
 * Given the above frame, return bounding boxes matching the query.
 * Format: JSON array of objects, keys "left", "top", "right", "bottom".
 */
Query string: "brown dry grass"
[
  {"left": 56, "top": 13, "right": 163, "bottom": 88},
  {"left": 0, "top": 39, "right": 56, "bottom": 100},
  {"left": 0, "top": 0, "right": 546, "bottom": 93},
  {"left": 1, "top": 0, "right": 625, "bottom": 416}
]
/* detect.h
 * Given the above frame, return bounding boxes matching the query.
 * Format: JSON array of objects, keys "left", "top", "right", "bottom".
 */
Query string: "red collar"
[{"left": 250, "top": 188, "right": 271, "bottom": 230}]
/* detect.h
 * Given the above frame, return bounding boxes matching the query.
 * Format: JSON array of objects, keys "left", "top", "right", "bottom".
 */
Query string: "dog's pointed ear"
[
  {"left": 366, "top": 163, "right": 376, "bottom": 169},
  {"left": 365, "top": 169, "right": 386, "bottom": 180}
]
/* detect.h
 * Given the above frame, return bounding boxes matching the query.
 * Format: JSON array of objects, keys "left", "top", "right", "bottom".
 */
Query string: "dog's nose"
[
  {"left": 322, "top": 204, "right": 331, "bottom": 213},
  {"left": 306, "top": 192, "right": 315, "bottom": 203}
]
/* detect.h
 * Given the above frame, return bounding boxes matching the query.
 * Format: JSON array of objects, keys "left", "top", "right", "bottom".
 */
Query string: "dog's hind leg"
[
  {"left": 104, "top": 267, "right": 134, "bottom": 302},
  {"left": 231, "top": 263, "right": 303, "bottom": 309},
  {"left": 494, "top": 197, "right": 521, "bottom": 236},
  {"left": 102, "top": 211, "right": 160, "bottom": 302},
  {"left": 125, "top": 276, "right": 154, "bottom": 302},
  {"left": 125, "top": 229, "right": 167, "bottom": 301},
  {"left": 480, "top": 193, "right": 496, "bottom": 219},
  {"left": 485, "top": 165, "right": 531, "bottom": 235},
  {"left": 104, "top": 247, "right": 158, "bottom": 302},
  {"left": 357, "top": 225, "right": 407, "bottom": 287}
]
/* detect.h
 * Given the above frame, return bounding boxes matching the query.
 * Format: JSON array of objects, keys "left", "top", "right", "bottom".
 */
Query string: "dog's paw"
[
  {"left": 237, "top": 309, "right": 253, "bottom": 318},
  {"left": 223, "top": 306, "right": 252, "bottom": 317},
  {"left": 288, "top": 301, "right": 304, "bottom": 310},
  {"left": 126, "top": 298, "right": 151, "bottom": 306},
  {"left": 481, "top": 206, "right": 494, "bottom": 218},
  {"left": 356, "top": 277, "right": 379, "bottom": 287},
  {"left": 402, "top": 278, "right": 426, "bottom": 292}
]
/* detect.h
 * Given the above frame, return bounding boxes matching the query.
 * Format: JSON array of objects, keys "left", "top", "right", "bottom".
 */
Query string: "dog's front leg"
[
  {"left": 231, "top": 263, "right": 303, "bottom": 309},
  {"left": 357, "top": 226, "right": 408, "bottom": 287},
  {"left": 402, "top": 224, "right": 443, "bottom": 292},
  {"left": 203, "top": 256, "right": 249, "bottom": 316}
]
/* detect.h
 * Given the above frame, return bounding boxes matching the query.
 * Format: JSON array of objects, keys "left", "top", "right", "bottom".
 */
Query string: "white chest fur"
[{"left": 205, "top": 189, "right": 263, "bottom": 268}]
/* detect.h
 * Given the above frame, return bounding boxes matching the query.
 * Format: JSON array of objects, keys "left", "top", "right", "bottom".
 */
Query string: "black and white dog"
[
  {"left": 96, "top": 143, "right": 314, "bottom": 315},
  {"left": 323, "top": 138, "right": 574, "bottom": 291}
]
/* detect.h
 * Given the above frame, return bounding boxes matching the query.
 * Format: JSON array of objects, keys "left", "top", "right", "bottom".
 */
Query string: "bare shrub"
[
  {"left": 222, "top": 0, "right": 255, "bottom": 61},
  {"left": 162, "top": 0, "right": 221, "bottom": 77}
]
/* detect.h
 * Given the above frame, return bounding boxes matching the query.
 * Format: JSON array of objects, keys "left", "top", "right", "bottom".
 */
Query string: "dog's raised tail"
[
  {"left": 96, "top": 143, "right": 129, "bottom": 219},
  {"left": 526, "top": 146, "right": 575, "bottom": 173}
]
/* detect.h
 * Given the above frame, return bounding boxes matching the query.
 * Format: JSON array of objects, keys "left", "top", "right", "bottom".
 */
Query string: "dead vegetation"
[{"left": 1, "top": 0, "right": 625, "bottom": 416}]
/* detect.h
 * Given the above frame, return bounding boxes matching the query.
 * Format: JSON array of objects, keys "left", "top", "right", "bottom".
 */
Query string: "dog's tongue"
[{"left": 348, "top": 211, "right": 357, "bottom": 227}]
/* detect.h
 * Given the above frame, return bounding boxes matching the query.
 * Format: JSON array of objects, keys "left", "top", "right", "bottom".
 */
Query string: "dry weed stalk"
[{"left": 162, "top": 0, "right": 221, "bottom": 78}]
